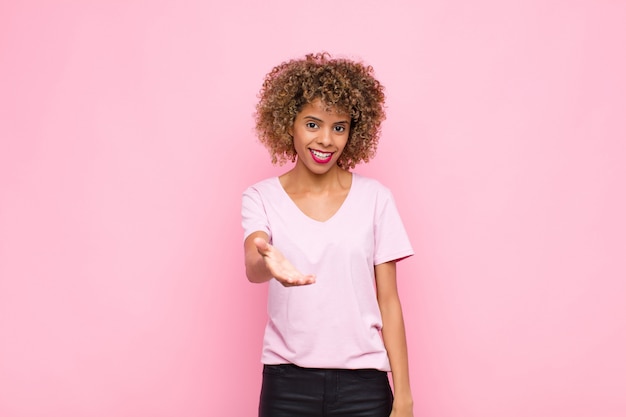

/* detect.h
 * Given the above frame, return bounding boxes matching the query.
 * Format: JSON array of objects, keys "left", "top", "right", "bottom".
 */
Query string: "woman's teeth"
[{"left": 311, "top": 149, "right": 332, "bottom": 159}]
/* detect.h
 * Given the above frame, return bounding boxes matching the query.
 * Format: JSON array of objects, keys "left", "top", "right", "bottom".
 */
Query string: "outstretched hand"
[{"left": 253, "top": 237, "right": 316, "bottom": 287}]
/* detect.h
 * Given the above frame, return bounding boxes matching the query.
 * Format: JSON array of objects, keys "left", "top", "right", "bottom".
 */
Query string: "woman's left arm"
[{"left": 375, "top": 261, "right": 414, "bottom": 417}]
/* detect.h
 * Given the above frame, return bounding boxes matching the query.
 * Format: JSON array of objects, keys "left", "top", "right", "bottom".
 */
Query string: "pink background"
[{"left": 1, "top": 1, "right": 625, "bottom": 416}]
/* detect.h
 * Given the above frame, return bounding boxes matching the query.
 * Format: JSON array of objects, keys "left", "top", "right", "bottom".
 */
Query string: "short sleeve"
[
  {"left": 241, "top": 186, "right": 271, "bottom": 242},
  {"left": 373, "top": 187, "right": 414, "bottom": 265}
]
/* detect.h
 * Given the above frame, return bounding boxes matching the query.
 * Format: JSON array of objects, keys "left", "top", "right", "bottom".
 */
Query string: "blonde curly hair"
[{"left": 255, "top": 52, "right": 386, "bottom": 170}]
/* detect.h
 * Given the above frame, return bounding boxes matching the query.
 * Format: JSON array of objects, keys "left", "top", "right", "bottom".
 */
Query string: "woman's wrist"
[{"left": 392, "top": 391, "right": 414, "bottom": 407}]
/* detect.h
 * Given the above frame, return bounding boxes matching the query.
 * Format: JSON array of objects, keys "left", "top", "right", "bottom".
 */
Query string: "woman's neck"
[{"left": 281, "top": 160, "right": 351, "bottom": 194}]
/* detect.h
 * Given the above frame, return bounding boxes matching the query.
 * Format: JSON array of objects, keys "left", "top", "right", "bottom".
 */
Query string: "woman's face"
[{"left": 290, "top": 99, "right": 351, "bottom": 175}]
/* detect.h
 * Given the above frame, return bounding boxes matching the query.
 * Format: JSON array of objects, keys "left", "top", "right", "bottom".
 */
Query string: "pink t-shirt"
[{"left": 241, "top": 173, "right": 413, "bottom": 371}]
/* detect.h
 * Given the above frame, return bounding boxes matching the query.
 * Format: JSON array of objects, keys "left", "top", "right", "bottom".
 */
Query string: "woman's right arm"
[
  {"left": 244, "top": 231, "right": 315, "bottom": 286},
  {"left": 244, "top": 231, "right": 274, "bottom": 283}
]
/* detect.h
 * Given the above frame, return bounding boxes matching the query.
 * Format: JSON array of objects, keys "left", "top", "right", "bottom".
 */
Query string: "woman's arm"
[
  {"left": 244, "top": 232, "right": 274, "bottom": 283},
  {"left": 375, "top": 261, "right": 414, "bottom": 417},
  {"left": 244, "top": 231, "right": 315, "bottom": 286}
]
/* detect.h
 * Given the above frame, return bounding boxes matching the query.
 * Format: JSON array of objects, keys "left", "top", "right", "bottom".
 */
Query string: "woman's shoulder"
[
  {"left": 352, "top": 173, "right": 392, "bottom": 195},
  {"left": 243, "top": 176, "right": 280, "bottom": 194}
]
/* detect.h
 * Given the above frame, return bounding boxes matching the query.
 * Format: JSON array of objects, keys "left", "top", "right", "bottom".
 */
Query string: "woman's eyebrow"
[{"left": 303, "top": 116, "right": 350, "bottom": 124}]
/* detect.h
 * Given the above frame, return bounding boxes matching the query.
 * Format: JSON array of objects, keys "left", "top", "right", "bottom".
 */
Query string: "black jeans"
[{"left": 259, "top": 364, "right": 394, "bottom": 417}]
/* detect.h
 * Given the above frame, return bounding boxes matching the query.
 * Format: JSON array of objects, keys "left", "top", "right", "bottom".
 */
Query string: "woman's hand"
[
  {"left": 390, "top": 401, "right": 414, "bottom": 417},
  {"left": 253, "top": 237, "right": 315, "bottom": 287}
]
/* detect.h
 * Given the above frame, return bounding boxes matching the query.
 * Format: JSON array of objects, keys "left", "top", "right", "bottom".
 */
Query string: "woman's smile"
[{"left": 310, "top": 149, "right": 334, "bottom": 163}]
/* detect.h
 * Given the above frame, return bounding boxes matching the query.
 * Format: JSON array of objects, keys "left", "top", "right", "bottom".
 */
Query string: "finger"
[
  {"left": 301, "top": 274, "right": 316, "bottom": 285},
  {"left": 280, "top": 274, "right": 316, "bottom": 287},
  {"left": 253, "top": 237, "right": 270, "bottom": 254}
]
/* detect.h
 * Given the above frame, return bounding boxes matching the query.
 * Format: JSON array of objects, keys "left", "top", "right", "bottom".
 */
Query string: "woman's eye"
[
  {"left": 306, "top": 122, "right": 318, "bottom": 129},
  {"left": 334, "top": 125, "right": 346, "bottom": 132}
]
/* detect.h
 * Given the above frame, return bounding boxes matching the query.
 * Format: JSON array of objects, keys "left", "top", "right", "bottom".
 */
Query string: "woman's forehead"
[{"left": 301, "top": 98, "right": 350, "bottom": 117}]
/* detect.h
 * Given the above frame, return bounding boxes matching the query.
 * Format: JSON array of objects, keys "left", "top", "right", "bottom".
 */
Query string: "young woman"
[{"left": 242, "top": 53, "right": 414, "bottom": 417}]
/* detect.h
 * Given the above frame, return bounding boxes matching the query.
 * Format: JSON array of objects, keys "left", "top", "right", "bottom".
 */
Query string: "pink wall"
[{"left": 1, "top": 1, "right": 625, "bottom": 416}]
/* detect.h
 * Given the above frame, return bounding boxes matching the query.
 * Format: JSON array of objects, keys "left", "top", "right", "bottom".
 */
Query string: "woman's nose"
[{"left": 318, "top": 128, "right": 333, "bottom": 146}]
